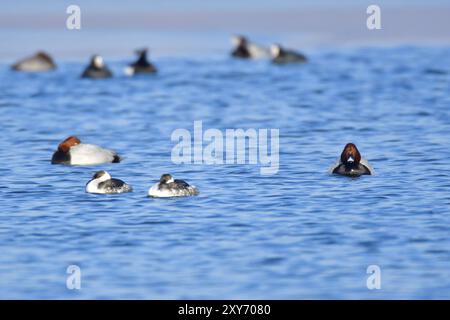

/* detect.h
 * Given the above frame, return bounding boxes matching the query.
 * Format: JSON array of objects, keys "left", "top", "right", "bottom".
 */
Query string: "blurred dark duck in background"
[
  {"left": 230, "top": 35, "right": 270, "bottom": 59},
  {"left": 81, "top": 55, "right": 113, "bottom": 79},
  {"left": 124, "top": 48, "right": 157, "bottom": 75},
  {"left": 270, "top": 44, "right": 307, "bottom": 64}
]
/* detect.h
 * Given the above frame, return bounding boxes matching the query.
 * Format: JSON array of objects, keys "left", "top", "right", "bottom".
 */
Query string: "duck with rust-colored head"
[
  {"left": 330, "top": 143, "right": 374, "bottom": 177},
  {"left": 51, "top": 136, "right": 121, "bottom": 165}
]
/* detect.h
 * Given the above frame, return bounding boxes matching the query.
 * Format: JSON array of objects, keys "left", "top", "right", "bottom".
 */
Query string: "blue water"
[{"left": 0, "top": 46, "right": 450, "bottom": 299}]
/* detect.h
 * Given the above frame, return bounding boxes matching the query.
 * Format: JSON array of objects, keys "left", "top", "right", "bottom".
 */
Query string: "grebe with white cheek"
[
  {"left": 86, "top": 171, "right": 132, "bottom": 194},
  {"left": 148, "top": 174, "right": 199, "bottom": 198}
]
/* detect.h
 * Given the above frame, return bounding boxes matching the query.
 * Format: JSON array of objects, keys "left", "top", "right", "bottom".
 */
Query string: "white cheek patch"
[
  {"left": 100, "top": 172, "right": 111, "bottom": 181},
  {"left": 124, "top": 66, "right": 135, "bottom": 76},
  {"left": 167, "top": 178, "right": 174, "bottom": 183},
  {"left": 94, "top": 56, "right": 104, "bottom": 68},
  {"left": 270, "top": 45, "right": 280, "bottom": 57},
  {"left": 231, "top": 37, "right": 241, "bottom": 46}
]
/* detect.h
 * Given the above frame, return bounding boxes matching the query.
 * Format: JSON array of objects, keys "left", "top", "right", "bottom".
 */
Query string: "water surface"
[{"left": 0, "top": 46, "right": 450, "bottom": 298}]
